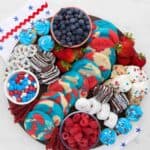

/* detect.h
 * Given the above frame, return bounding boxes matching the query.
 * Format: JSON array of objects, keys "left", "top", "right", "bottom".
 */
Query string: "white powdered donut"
[
  {"left": 75, "top": 98, "right": 91, "bottom": 112},
  {"left": 88, "top": 98, "right": 102, "bottom": 115},
  {"left": 104, "top": 112, "right": 118, "bottom": 128},
  {"left": 96, "top": 103, "right": 110, "bottom": 120}
]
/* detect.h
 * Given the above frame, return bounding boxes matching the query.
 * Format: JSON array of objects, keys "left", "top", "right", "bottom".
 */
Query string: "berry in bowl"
[
  {"left": 4, "top": 70, "right": 40, "bottom": 105},
  {"left": 59, "top": 111, "right": 100, "bottom": 150},
  {"left": 51, "top": 7, "right": 92, "bottom": 48}
]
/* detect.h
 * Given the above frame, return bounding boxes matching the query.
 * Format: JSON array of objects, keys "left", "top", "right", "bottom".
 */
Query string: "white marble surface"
[{"left": 0, "top": 0, "right": 150, "bottom": 150}]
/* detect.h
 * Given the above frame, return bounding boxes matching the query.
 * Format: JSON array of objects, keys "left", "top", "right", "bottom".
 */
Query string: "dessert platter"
[{"left": 2, "top": 7, "right": 149, "bottom": 150}]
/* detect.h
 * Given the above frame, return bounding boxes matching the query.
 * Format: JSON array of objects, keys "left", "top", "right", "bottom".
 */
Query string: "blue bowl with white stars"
[{"left": 4, "top": 70, "right": 40, "bottom": 105}]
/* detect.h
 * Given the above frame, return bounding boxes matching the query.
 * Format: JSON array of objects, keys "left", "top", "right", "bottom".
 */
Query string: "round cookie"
[
  {"left": 72, "top": 58, "right": 103, "bottom": 83},
  {"left": 84, "top": 52, "right": 111, "bottom": 80},
  {"left": 111, "top": 65, "right": 126, "bottom": 78},
  {"left": 41, "top": 91, "right": 68, "bottom": 114},
  {"left": 33, "top": 99, "right": 64, "bottom": 126},
  {"left": 94, "top": 19, "right": 118, "bottom": 34},
  {"left": 24, "top": 110, "right": 54, "bottom": 141},
  {"left": 62, "top": 70, "right": 84, "bottom": 88}
]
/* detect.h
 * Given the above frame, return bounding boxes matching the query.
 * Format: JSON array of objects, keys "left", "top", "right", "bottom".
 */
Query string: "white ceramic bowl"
[{"left": 4, "top": 69, "right": 40, "bottom": 105}]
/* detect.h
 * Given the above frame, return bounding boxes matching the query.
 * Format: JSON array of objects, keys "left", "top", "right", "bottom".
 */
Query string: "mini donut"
[
  {"left": 24, "top": 110, "right": 54, "bottom": 141},
  {"left": 104, "top": 112, "right": 118, "bottom": 129},
  {"left": 88, "top": 98, "right": 102, "bottom": 114},
  {"left": 75, "top": 98, "right": 91, "bottom": 112},
  {"left": 96, "top": 103, "right": 110, "bottom": 120}
]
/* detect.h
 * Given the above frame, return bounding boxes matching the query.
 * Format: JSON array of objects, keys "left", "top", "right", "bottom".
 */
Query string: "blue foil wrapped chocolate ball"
[
  {"left": 126, "top": 105, "right": 143, "bottom": 122},
  {"left": 33, "top": 19, "right": 50, "bottom": 35},
  {"left": 116, "top": 117, "right": 132, "bottom": 134},
  {"left": 19, "top": 29, "right": 37, "bottom": 45},
  {"left": 99, "top": 128, "right": 117, "bottom": 145},
  {"left": 38, "top": 35, "right": 54, "bottom": 52}
]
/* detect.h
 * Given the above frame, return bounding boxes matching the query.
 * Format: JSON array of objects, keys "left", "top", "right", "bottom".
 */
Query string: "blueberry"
[
  {"left": 66, "top": 37, "right": 71, "bottom": 42},
  {"left": 68, "top": 42, "right": 73, "bottom": 46},
  {"left": 79, "top": 19, "right": 84, "bottom": 25},
  {"left": 56, "top": 15, "right": 63, "bottom": 21},
  {"left": 60, "top": 24, "right": 65, "bottom": 30},
  {"left": 67, "top": 10, "right": 72, "bottom": 15},
  {"left": 77, "top": 28, "right": 83, "bottom": 34},
  {"left": 84, "top": 32, "right": 88, "bottom": 37},
  {"left": 67, "top": 32, "right": 72, "bottom": 36},
  {"left": 62, "top": 30, "right": 67, "bottom": 34},
  {"left": 54, "top": 30, "right": 61, "bottom": 36},
  {"left": 70, "top": 25, "right": 76, "bottom": 30},
  {"left": 75, "top": 22, "right": 79, "bottom": 28},
  {"left": 86, "top": 25, "right": 90, "bottom": 30},
  {"left": 53, "top": 24, "right": 57, "bottom": 30},
  {"left": 60, "top": 39, "right": 66, "bottom": 45},
  {"left": 71, "top": 36, "right": 75, "bottom": 41}
]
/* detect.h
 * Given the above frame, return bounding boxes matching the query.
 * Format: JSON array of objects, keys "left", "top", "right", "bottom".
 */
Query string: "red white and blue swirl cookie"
[
  {"left": 33, "top": 99, "right": 64, "bottom": 126},
  {"left": 24, "top": 110, "right": 54, "bottom": 141}
]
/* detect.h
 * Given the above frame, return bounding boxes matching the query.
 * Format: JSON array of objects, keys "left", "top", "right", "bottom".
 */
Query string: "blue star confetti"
[
  {"left": 136, "top": 128, "right": 141, "bottom": 133},
  {"left": 0, "top": 46, "right": 3, "bottom": 51},
  {"left": 13, "top": 16, "right": 19, "bottom": 22},
  {"left": 0, "top": 27, "right": 3, "bottom": 33},
  {"left": 28, "top": 5, "right": 33, "bottom": 10},
  {"left": 121, "top": 142, "right": 126, "bottom": 147},
  {"left": 45, "top": 10, "right": 50, "bottom": 15},
  {"left": 14, "top": 35, "right": 18, "bottom": 40}
]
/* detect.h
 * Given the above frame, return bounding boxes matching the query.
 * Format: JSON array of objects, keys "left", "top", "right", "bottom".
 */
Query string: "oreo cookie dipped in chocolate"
[
  {"left": 110, "top": 93, "right": 129, "bottom": 114},
  {"left": 29, "top": 51, "right": 60, "bottom": 85}
]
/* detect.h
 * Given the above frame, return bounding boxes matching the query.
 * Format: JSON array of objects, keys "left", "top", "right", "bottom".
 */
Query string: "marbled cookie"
[{"left": 110, "top": 93, "right": 129, "bottom": 113}]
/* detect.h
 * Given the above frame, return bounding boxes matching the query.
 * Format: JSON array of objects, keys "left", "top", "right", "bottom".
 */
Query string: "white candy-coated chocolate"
[
  {"left": 96, "top": 103, "right": 110, "bottom": 120},
  {"left": 104, "top": 112, "right": 118, "bottom": 128},
  {"left": 88, "top": 98, "right": 102, "bottom": 114},
  {"left": 75, "top": 98, "right": 91, "bottom": 112}
]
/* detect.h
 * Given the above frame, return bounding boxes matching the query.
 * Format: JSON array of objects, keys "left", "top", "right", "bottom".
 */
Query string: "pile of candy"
[
  {"left": 60, "top": 112, "right": 99, "bottom": 150},
  {"left": 5, "top": 70, "right": 39, "bottom": 104},
  {"left": 52, "top": 7, "right": 91, "bottom": 47},
  {"left": 4, "top": 7, "right": 150, "bottom": 150}
]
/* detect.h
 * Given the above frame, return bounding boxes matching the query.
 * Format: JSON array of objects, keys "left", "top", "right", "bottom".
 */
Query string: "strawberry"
[
  {"left": 89, "top": 37, "right": 114, "bottom": 51},
  {"left": 74, "top": 48, "right": 84, "bottom": 60},
  {"left": 117, "top": 56, "right": 131, "bottom": 65},
  {"left": 132, "top": 52, "right": 146, "bottom": 68},
  {"left": 53, "top": 46, "right": 76, "bottom": 63},
  {"left": 56, "top": 60, "right": 71, "bottom": 73},
  {"left": 109, "top": 30, "right": 119, "bottom": 44},
  {"left": 121, "top": 33, "right": 135, "bottom": 47}
]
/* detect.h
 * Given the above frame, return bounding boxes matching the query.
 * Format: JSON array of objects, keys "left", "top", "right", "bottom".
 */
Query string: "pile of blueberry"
[{"left": 52, "top": 7, "right": 92, "bottom": 47}]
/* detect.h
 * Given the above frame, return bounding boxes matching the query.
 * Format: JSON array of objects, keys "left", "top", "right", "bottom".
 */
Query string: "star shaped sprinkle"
[
  {"left": 0, "top": 46, "right": 3, "bottom": 51},
  {"left": 28, "top": 5, "right": 33, "bottom": 10},
  {"left": 136, "top": 127, "right": 141, "bottom": 133},
  {"left": 121, "top": 142, "right": 126, "bottom": 147},
  {"left": 13, "top": 16, "right": 19, "bottom": 21},
  {"left": 45, "top": 10, "right": 50, "bottom": 15},
  {"left": 0, "top": 27, "right": 3, "bottom": 33}
]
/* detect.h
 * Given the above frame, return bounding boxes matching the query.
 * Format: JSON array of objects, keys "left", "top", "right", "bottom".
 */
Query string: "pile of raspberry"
[{"left": 60, "top": 112, "right": 99, "bottom": 150}]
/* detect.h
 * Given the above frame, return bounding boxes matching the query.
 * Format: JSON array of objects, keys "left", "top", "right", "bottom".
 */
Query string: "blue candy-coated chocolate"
[
  {"left": 99, "top": 128, "right": 117, "bottom": 145},
  {"left": 94, "top": 19, "right": 118, "bottom": 33},
  {"left": 72, "top": 58, "right": 103, "bottom": 83},
  {"left": 62, "top": 70, "right": 84, "bottom": 88},
  {"left": 126, "top": 105, "right": 143, "bottom": 122},
  {"left": 19, "top": 29, "right": 37, "bottom": 45},
  {"left": 24, "top": 110, "right": 54, "bottom": 141},
  {"left": 33, "top": 19, "right": 50, "bottom": 35},
  {"left": 116, "top": 117, "right": 132, "bottom": 134},
  {"left": 38, "top": 35, "right": 54, "bottom": 52}
]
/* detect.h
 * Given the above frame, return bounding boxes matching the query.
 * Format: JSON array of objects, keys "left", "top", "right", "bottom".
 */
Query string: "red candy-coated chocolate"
[{"left": 28, "top": 75, "right": 35, "bottom": 81}]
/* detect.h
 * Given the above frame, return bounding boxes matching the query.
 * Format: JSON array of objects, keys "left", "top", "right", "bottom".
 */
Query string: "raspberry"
[
  {"left": 89, "top": 120, "right": 98, "bottom": 129},
  {"left": 70, "top": 126, "right": 81, "bottom": 135},
  {"left": 67, "top": 136, "right": 76, "bottom": 144},
  {"left": 82, "top": 127, "right": 93, "bottom": 136},
  {"left": 80, "top": 118, "right": 89, "bottom": 127},
  {"left": 72, "top": 113, "right": 81, "bottom": 123},
  {"left": 74, "top": 132, "right": 83, "bottom": 142},
  {"left": 80, "top": 113, "right": 89, "bottom": 120},
  {"left": 62, "top": 132, "right": 69, "bottom": 140},
  {"left": 65, "top": 117, "right": 74, "bottom": 127},
  {"left": 79, "top": 138, "right": 88, "bottom": 147}
]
